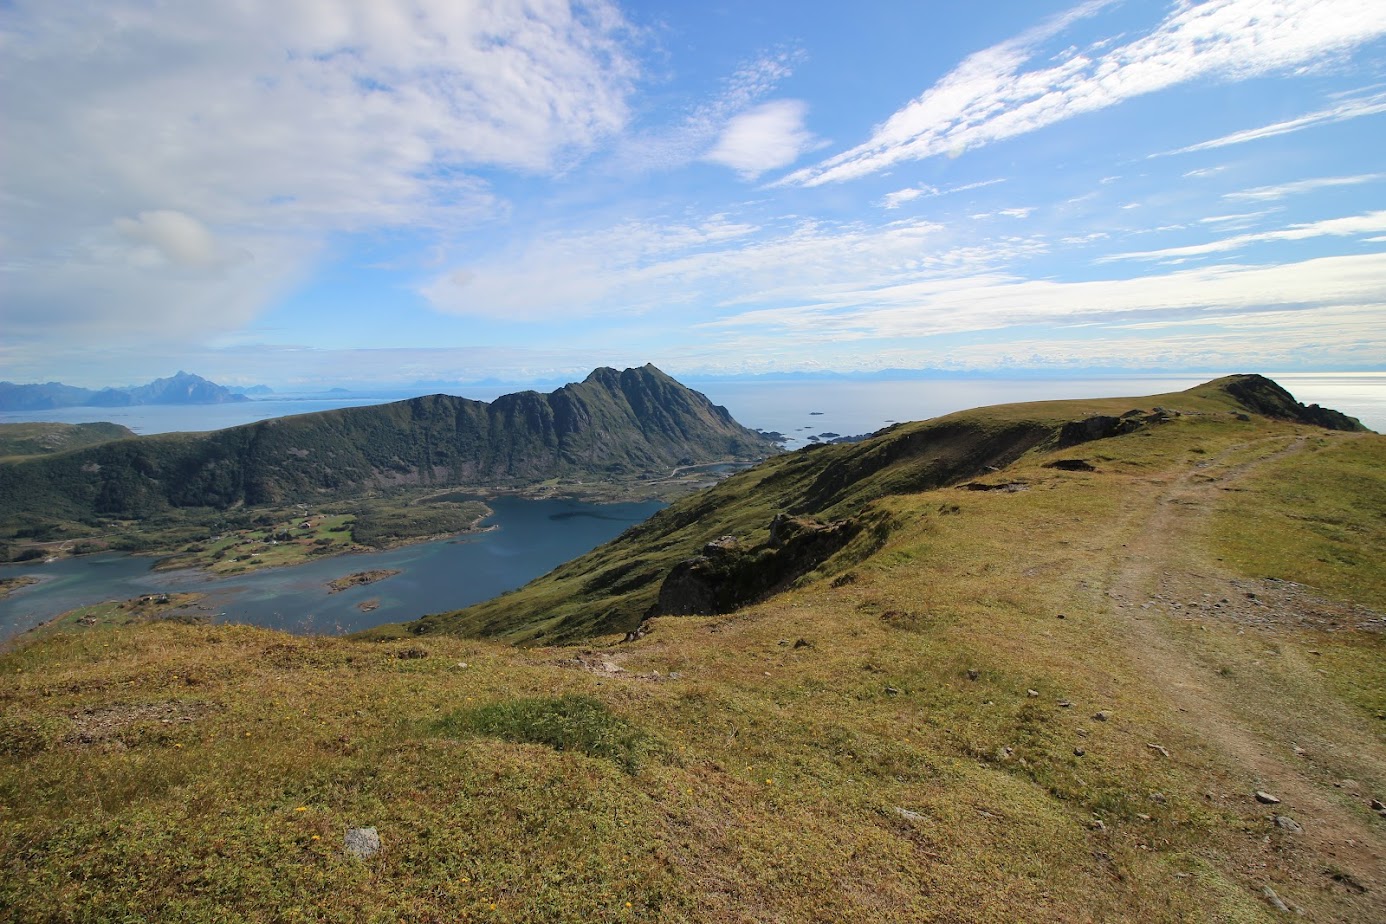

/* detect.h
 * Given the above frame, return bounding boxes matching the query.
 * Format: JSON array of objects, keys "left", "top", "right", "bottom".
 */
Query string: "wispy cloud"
[
  {"left": 705, "top": 252, "right": 1386, "bottom": 345},
  {"left": 879, "top": 178, "right": 1006, "bottom": 209},
  {"left": 1224, "top": 173, "right": 1385, "bottom": 201},
  {"left": 1100, "top": 210, "right": 1386, "bottom": 262},
  {"left": 420, "top": 213, "right": 1055, "bottom": 323},
  {"left": 1160, "top": 90, "right": 1386, "bottom": 155},
  {"left": 971, "top": 208, "right": 1034, "bottom": 220},
  {"left": 615, "top": 52, "right": 800, "bottom": 173},
  {"left": 785, "top": 0, "right": 1386, "bottom": 186}
]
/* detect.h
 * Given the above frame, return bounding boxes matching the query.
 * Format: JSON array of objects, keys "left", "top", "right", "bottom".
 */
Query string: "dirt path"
[{"left": 1104, "top": 435, "right": 1386, "bottom": 919}]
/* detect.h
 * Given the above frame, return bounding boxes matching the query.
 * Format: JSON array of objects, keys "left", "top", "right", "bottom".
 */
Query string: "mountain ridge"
[
  {"left": 0, "top": 364, "right": 778, "bottom": 529},
  {"left": 0, "top": 371, "right": 249, "bottom": 411}
]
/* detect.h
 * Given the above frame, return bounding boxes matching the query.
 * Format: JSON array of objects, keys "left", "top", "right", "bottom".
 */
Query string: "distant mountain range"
[
  {"left": 0, "top": 372, "right": 249, "bottom": 411},
  {"left": 0, "top": 364, "right": 779, "bottom": 523}
]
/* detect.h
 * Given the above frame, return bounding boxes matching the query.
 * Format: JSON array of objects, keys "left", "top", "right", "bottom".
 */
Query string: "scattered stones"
[
  {"left": 894, "top": 807, "right": 924, "bottom": 822},
  {"left": 1027, "top": 689, "right": 1040, "bottom": 698},
  {"left": 793, "top": 638, "right": 813, "bottom": 649},
  {"left": 885, "top": 686, "right": 901, "bottom": 696},
  {"left": 966, "top": 669, "right": 980, "bottom": 681},
  {"left": 1074, "top": 747, "right": 1086, "bottom": 757},
  {"left": 396, "top": 647, "right": 428, "bottom": 660},
  {"left": 1056, "top": 613, "right": 1066, "bottom": 620},
  {"left": 1148, "top": 792, "right": 1167, "bottom": 805},
  {"left": 1057, "top": 700, "right": 1073, "bottom": 708},
  {"left": 1255, "top": 791, "right": 1281, "bottom": 805},
  {"left": 1093, "top": 710, "right": 1111, "bottom": 722},
  {"left": 1147, "top": 743, "right": 1171, "bottom": 758},
  {"left": 345, "top": 826, "right": 381, "bottom": 859},
  {"left": 1272, "top": 814, "right": 1303, "bottom": 833},
  {"left": 1089, "top": 818, "right": 1105, "bottom": 831}
]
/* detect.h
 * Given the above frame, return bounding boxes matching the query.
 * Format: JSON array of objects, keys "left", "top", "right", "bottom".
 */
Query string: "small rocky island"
[{"left": 327, "top": 569, "right": 401, "bottom": 594}]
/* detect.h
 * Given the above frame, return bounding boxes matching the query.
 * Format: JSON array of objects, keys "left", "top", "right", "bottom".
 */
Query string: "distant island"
[{"left": 0, "top": 371, "right": 249, "bottom": 411}]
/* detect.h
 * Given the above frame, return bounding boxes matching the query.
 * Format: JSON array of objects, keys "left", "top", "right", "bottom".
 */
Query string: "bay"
[{"left": 0, "top": 496, "right": 663, "bottom": 642}]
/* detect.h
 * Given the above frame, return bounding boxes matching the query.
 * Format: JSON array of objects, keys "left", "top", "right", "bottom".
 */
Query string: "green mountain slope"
[
  {"left": 381, "top": 373, "right": 1367, "bottom": 644},
  {"left": 0, "top": 365, "right": 778, "bottom": 527},
  {"left": 0, "top": 422, "right": 137, "bottom": 461}
]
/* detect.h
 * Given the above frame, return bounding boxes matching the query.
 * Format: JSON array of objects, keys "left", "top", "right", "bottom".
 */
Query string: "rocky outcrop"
[
  {"left": 1219, "top": 374, "right": 1367, "bottom": 431},
  {"left": 653, "top": 515, "right": 860, "bottom": 617}
]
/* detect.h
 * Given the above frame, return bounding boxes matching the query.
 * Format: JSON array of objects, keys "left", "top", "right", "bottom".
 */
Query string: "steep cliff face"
[{"left": 0, "top": 366, "right": 779, "bottom": 521}]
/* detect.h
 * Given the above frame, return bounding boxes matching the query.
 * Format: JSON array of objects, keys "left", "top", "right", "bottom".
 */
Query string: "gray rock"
[
  {"left": 1255, "top": 791, "right": 1281, "bottom": 805},
  {"left": 1370, "top": 798, "right": 1385, "bottom": 811},
  {"left": 1261, "top": 885, "right": 1290, "bottom": 913},
  {"left": 1074, "top": 746, "right": 1086, "bottom": 757},
  {"left": 1272, "top": 814, "right": 1303, "bottom": 833},
  {"left": 345, "top": 826, "right": 381, "bottom": 859},
  {"left": 1027, "top": 689, "right": 1039, "bottom": 698},
  {"left": 1093, "top": 710, "right": 1110, "bottom": 722},
  {"left": 894, "top": 807, "right": 924, "bottom": 822}
]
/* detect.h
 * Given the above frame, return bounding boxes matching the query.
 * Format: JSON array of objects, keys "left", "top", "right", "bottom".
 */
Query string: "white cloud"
[
  {"left": 420, "top": 214, "right": 1062, "bottom": 322},
  {"left": 704, "top": 252, "right": 1386, "bottom": 344},
  {"left": 0, "top": 0, "right": 636, "bottom": 344},
  {"left": 785, "top": 0, "right": 1386, "bottom": 186},
  {"left": 1224, "top": 173, "right": 1384, "bottom": 201},
  {"left": 1160, "top": 89, "right": 1386, "bottom": 155},
  {"left": 1100, "top": 210, "right": 1386, "bottom": 262},
  {"left": 705, "top": 100, "right": 816, "bottom": 180},
  {"left": 971, "top": 208, "right": 1034, "bottom": 220},
  {"left": 114, "top": 210, "right": 250, "bottom": 271},
  {"left": 879, "top": 178, "right": 1006, "bottom": 209},
  {"left": 881, "top": 188, "right": 930, "bottom": 209},
  {"left": 615, "top": 52, "right": 800, "bottom": 173}
]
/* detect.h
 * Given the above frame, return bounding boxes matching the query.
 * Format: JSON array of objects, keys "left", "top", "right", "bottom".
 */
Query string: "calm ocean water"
[{"left": 0, "top": 496, "right": 663, "bottom": 642}]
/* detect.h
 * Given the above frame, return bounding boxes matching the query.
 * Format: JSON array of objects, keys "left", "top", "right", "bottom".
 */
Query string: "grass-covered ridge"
[
  {"left": 384, "top": 372, "right": 1365, "bottom": 644},
  {"left": 1, "top": 374, "right": 1382, "bottom": 922}
]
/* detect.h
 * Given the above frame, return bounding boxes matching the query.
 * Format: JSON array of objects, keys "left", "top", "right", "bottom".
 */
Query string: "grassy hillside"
[
  {"left": 379, "top": 374, "right": 1367, "bottom": 644},
  {"left": 0, "top": 421, "right": 136, "bottom": 461},
  {"left": 1, "top": 375, "right": 1382, "bottom": 922}
]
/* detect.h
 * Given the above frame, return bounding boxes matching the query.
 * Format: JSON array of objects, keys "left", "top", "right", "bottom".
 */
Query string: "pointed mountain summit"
[{"left": 0, "top": 365, "right": 778, "bottom": 521}]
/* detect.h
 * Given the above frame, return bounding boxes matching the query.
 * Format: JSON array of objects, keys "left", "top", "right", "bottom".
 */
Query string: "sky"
[{"left": 2, "top": 0, "right": 1385, "bottom": 389}]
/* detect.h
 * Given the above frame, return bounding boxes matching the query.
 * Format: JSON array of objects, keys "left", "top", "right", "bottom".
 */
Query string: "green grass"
[{"left": 435, "top": 694, "right": 652, "bottom": 773}]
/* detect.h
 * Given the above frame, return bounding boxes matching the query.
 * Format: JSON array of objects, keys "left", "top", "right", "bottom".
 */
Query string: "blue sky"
[{"left": 2, "top": 0, "right": 1385, "bottom": 388}]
